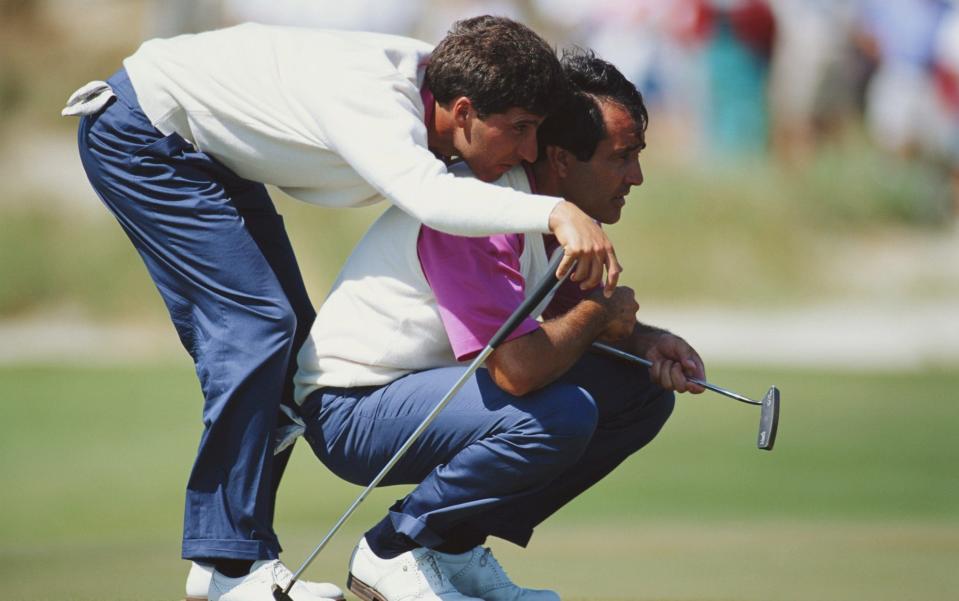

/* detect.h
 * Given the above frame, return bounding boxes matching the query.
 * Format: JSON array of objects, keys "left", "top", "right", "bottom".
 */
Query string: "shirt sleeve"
[
  {"left": 314, "top": 73, "right": 562, "bottom": 236},
  {"left": 417, "top": 226, "right": 541, "bottom": 360}
]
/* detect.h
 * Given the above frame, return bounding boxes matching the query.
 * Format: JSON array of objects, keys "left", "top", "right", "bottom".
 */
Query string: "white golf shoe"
[
  {"left": 201, "top": 559, "right": 344, "bottom": 601},
  {"left": 347, "top": 536, "right": 482, "bottom": 601},
  {"left": 185, "top": 562, "right": 214, "bottom": 601},
  {"left": 434, "top": 547, "right": 559, "bottom": 601}
]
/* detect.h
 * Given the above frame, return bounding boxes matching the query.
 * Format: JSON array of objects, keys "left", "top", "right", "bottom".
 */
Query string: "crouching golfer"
[
  {"left": 293, "top": 49, "right": 706, "bottom": 601},
  {"left": 66, "top": 16, "right": 622, "bottom": 601}
]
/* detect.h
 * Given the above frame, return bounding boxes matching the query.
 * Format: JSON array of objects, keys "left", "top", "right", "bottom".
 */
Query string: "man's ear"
[
  {"left": 451, "top": 97, "right": 474, "bottom": 128},
  {"left": 546, "top": 145, "right": 572, "bottom": 178}
]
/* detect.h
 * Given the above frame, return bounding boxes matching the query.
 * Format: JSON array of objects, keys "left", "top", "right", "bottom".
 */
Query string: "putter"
[
  {"left": 591, "top": 342, "right": 780, "bottom": 451},
  {"left": 274, "top": 250, "right": 572, "bottom": 601}
]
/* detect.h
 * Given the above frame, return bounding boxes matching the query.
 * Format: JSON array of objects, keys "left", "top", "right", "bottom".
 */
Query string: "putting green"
[{"left": 1, "top": 364, "right": 956, "bottom": 600}]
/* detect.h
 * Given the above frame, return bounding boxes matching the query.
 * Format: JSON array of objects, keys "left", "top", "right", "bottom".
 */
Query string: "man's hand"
[
  {"left": 643, "top": 333, "right": 706, "bottom": 394},
  {"left": 549, "top": 201, "right": 621, "bottom": 296},
  {"left": 589, "top": 286, "right": 638, "bottom": 342}
]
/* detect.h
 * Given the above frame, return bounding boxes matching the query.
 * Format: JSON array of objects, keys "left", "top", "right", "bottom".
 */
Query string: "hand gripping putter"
[
  {"left": 591, "top": 342, "right": 780, "bottom": 451},
  {"left": 274, "top": 250, "right": 572, "bottom": 601}
]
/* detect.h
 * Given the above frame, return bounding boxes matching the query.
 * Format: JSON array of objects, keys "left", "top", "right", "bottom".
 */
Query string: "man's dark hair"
[
  {"left": 538, "top": 48, "right": 649, "bottom": 161},
  {"left": 426, "top": 15, "right": 566, "bottom": 118}
]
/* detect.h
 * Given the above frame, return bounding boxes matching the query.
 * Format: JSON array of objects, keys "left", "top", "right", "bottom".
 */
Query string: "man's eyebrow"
[
  {"left": 620, "top": 141, "right": 645, "bottom": 153},
  {"left": 514, "top": 116, "right": 543, "bottom": 125}
]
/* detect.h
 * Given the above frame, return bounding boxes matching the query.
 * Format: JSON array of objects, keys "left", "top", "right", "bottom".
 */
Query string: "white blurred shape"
[{"left": 223, "top": 0, "right": 425, "bottom": 34}]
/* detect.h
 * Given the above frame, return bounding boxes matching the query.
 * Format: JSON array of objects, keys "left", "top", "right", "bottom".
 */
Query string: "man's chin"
[
  {"left": 473, "top": 163, "right": 512, "bottom": 182},
  {"left": 603, "top": 198, "right": 625, "bottom": 223}
]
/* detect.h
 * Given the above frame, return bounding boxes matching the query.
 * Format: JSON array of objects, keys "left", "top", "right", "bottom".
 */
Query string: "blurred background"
[{"left": 1, "top": 1, "right": 957, "bottom": 600}]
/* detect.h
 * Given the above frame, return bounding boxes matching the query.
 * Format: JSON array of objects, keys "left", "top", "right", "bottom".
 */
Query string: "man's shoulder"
[
  {"left": 446, "top": 162, "right": 532, "bottom": 194},
  {"left": 149, "top": 23, "right": 433, "bottom": 70}
]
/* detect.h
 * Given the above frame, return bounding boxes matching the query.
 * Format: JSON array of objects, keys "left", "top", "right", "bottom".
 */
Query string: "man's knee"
[
  {"left": 263, "top": 302, "right": 299, "bottom": 355},
  {"left": 533, "top": 384, "right": 599, "bottom": 446},
  {"left": 229, "top": 295, "right": 298, "bottom": 359},
  {"left": 652, "top": 389, "right": 676, "bottom": 429},
  {"left": 617, "top": 388, "right": 675, "bottom": 455}
]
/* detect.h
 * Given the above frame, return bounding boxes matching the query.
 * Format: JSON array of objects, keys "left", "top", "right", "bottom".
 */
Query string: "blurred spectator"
[
  {"left": 534, "top": 0, "right": 712, "bottom": 156},
  {"left": 768, "top": 0, "right": 859, "bottom": 164},
  {"left": 223, "top": 0, "right": 425, "bottom": 34},
  {"left": 856, "top": 0, "right": 949, "bottom": 158},
  {"left": 934, "top": 3, "right": 959, "bottom": 211},
  {"left": 701, "top": 0, "right": 776, "bottom": 159},
  {"left": 145, "top": 0, "right": 223, "bottom": 37},
  {"left": 856, "top": 0, "right": 959, "bottom": 215},
  {"left": 415, "top": 0, "right": 525, "bottom": 43},
  {"left": 145, "top": 0, "right": 428, "bottom": 37}
]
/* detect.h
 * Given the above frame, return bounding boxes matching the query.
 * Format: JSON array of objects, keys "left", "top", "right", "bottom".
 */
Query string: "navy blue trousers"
[
  {"left": 77, "top": 70, "right": 314, "bottom": 560},
  {"left": 300, "top": 352, "right": 674, "bottom": 549}
]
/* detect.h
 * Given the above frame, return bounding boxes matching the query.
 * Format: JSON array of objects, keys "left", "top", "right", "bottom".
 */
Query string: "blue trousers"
[
  {"left": 77, "top": 69, "right": 314, "bottom": 560},
  {"left": 300, "top": 352, "right": 674, "bottom": 549}
]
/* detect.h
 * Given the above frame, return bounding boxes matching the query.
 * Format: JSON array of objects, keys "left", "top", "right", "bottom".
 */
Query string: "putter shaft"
[{"left": 591, "top": 342, "right": 761, "bottom": 406}]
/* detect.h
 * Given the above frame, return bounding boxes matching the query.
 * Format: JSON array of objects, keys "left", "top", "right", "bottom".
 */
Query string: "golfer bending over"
[
  {"left": 66, "top": 16, "right": 620, "bottom": 601},
  {"left": 294, "top": 49, "right": 706, "bottom": 601}
]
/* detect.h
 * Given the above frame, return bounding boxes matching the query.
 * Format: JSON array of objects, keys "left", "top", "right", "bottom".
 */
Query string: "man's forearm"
[{"left": 484, "top": 299, "right": 610, "bottom": 396}]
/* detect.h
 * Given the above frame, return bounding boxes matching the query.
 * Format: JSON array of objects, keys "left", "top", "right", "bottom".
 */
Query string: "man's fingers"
[
  {"left": 685, "top": 356, "right": 705, "bottom": 378},
  {"left": 683, "top": 356, "right": 706, "bottom": 394},
  {"left": 652, "top": 357, "right": 707, "bottom": 394},
  {"left": 550, "top": 204, "right": 619, "bottom": 292},
  {"left": 650, "top": 359, "right": 663, "bottom": 387},
  {"left": 556, "top": 254, "right": 576, "bottom": 280},
  {"left": 658, "top": 360, "right": 677, "bottom": 390},
  {"left": 671, "top": 362, "right": 689, "bottom": 393},
  {"left": 570, "top": 255, "right": 592, "bottom": 285},
  {"left": 579, "top": 256, "right": 604, "bottom": 290},
  {"left": 603, "top": 250, "right": 622, "bottom": 297}
]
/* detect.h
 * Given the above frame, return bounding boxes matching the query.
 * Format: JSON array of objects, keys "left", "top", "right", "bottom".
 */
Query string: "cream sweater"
[
  {"left": 294, "top": 164, "right": 554, "bottom": 402},
  {"left": 123, "top": 23, "right": 559, "bottom": 236}
]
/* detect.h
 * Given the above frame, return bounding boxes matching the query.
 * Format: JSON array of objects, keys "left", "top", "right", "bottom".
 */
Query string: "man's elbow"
[{"left": 488, "top": 366, "right": 538, "bottom": 397}]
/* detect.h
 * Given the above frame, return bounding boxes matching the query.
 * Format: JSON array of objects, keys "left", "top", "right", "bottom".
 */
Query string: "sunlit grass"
[{"left": 1, "top": 364, "right": 956, "bottom": 600}]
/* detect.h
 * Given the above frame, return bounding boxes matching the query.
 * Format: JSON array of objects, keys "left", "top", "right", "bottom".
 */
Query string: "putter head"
[
  {"left": 757, "top": 385, "right": 779, "bottom": 451},
  {"left": 273, "top": 584, "right": 295, "bottom": 601}
]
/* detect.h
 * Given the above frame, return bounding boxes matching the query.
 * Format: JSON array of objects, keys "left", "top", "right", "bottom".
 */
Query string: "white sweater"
[
  {"left": 123, "top": 23, "right": 559, "bottom": 236},
  {"left": 294, "top": 164, "right": 554, "bottom": 402}
]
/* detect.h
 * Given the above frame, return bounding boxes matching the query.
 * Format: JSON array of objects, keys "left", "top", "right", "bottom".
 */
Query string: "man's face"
[
  {"left": 560, "top": 101, "right": 645, "bottom": 224},
  {"left": 454, "top": 105, "right": 544, "bottom": 182}
]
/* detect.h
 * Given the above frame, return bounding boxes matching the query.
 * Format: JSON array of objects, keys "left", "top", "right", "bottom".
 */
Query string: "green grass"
[{"left": 1, "top": 363, "right": 957, "bottom": 600}]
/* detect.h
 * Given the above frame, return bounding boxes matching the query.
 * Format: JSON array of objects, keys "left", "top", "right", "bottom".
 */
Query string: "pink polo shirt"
[{"left": 416, "top": 167, "right": 594, "bottom": 360}]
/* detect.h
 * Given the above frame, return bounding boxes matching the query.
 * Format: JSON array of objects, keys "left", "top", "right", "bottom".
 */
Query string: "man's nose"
[
  {"left": 626, "top": 158, "right": 644, "bottom": 186},
  {"left": 518, "top": 130, "right": 538, "bottom": 163}
]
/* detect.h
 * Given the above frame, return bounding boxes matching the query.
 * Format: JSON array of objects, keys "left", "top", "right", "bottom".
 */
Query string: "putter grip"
[{"left": 487, "top": 249, "right": 567, "bottom": 349}]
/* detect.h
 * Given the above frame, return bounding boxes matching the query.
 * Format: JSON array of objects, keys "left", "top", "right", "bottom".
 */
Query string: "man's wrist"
[
  {"left": 631, "top": 324, "right": 672, "bottom": 355},
  {"left": 547, "top": 199, "right": 570, "bottom": 233},
  {"left": 563, "top": 296, "right": 612, "bottom": 342}
]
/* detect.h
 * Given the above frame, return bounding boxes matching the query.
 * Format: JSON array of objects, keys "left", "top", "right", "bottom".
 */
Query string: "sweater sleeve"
[{"left": 313, "top": 73, "right": 561, "bottom": 236}]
